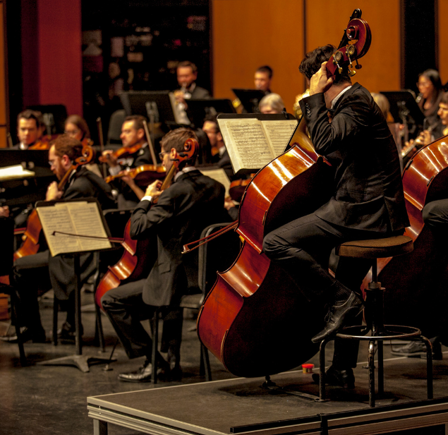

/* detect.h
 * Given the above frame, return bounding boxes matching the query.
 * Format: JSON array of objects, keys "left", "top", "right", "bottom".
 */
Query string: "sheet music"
[
  {"left": 37, "top": 201, "right": 111, "bottom": 257},
  {"left": 219, "top": 119, "right": 272, "bottom": 173},
  {"left": 0, "top": 165, "right": 35, "bottom": 181},
  {"left": 262, "top": 120, "right": 299, "bottom": 156},
  {"left": 218, "top": 117, "right": 298, "bottom": 174}
]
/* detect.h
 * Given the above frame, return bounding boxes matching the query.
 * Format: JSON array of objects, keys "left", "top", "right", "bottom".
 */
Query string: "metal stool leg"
[
  {"left": 378, "top": 340, "right": 384, "bottom": 395},
  {"left": 319, "top": 337, "right": 330, "bottom": 401},
  {"left": 368, "top": 340, "right": 376, "bottom": 407},
  {"left": 421, "top": 336, "right": 433, "bottom": 399}
]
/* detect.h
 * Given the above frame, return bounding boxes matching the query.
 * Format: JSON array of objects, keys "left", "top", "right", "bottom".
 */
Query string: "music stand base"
[{"left": 37, "top": 354, "right": 116, "bottom": 373}]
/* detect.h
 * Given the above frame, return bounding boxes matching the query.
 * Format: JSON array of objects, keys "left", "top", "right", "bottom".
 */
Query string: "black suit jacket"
[
  {"left": 48, "top": 167, "right": 115, "bottom": 299},
  {"left": 300, "top": 83, "right": 409, "bottom": 233},
  {"left": 130, "top": 169, "right": 225, "bottom": 307},
  {"left": 189, "top": 85, "right": 210, "bottom": 100}
]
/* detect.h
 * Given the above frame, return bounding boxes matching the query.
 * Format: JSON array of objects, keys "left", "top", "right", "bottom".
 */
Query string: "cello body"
[
  {"left": 367, "top": 135, "right": 448, "bottom": 337},
  {"left": 197, "top": 143, "right": 334, "bottom": 377}
]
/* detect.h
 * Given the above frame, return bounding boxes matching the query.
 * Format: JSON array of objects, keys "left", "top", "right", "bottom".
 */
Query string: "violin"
[
  {"left": 95, "top": 138, "right": 199, "bottom": 308},
  {"left": 29, "top": 134, "right": 59, "bottom": 150},
  {"left": 196, "top": 9, "right": 372, "bottom": 377},
  {"left": 98, "top": 143, "right": 144, "bottom": 163},
  {"left": 104, "top": 164, "right": 166, "bottom": 185},
  {"left": 13, "top": 143, "right": 94, "bottom": 261}
]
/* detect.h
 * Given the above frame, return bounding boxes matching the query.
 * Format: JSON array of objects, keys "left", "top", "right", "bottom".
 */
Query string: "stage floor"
[{"left": 88, "top": 354, "right": 448, "bottom": 435}]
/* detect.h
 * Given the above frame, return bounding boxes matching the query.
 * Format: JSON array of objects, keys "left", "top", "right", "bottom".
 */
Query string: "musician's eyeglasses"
[{"left": 416, "top": 80, "right": 431, "bottom": 88}]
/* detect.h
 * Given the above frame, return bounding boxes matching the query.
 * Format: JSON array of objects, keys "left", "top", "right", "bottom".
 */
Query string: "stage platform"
[{"left": 87, "top": 355, "right": 448, "bottom": 435}]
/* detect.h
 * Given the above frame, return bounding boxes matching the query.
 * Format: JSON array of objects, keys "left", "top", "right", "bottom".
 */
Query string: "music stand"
[
  {"left": 187, "top": 98, "right": 236, "bottom": 128},
  {"left": 380, "top": 91, "right": 425, "bottom": 137},
  {"left": 120, "top": 90, "right": 177, "bottom": 124},
  {"left": 231, "top": 88, "right": 267, "bottom": 113},
  {"left": 0, "top": 150, "right": 55, "bottom": 208},
  {"left": 35, "top": 198, "right": 115, "bottom": 373}
]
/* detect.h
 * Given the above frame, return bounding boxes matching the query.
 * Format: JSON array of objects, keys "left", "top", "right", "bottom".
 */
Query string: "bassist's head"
[{"left": 299, "top": 44, "right": 351, "bottom": 85}]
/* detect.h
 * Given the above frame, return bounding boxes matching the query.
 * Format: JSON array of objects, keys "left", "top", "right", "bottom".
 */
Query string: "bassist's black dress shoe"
[
  {"left": 312, "top": 292, "right": 363, "bottom": 343},
  {"left": 312, "top": 366, "right": 355, "bottom": 389}
]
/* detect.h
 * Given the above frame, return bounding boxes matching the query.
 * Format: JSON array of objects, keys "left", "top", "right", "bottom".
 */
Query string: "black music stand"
[
  {"left": 231, "top": 88, "right": 267, "bottom": 113},
  {"left": 120, "top": 90, "right": 177, "bottom": 124},
  {"left": 380, "top": 91, "right": 425, "bottom": 138},
  {"left": 0, "top": 150, "right": 55, "bottom": 208},
  {"left": 187, "top": 98, "right": 235, "bottom": 128},
  {"left": 35, "top": 198, "right": 115, "bottom": 373}
]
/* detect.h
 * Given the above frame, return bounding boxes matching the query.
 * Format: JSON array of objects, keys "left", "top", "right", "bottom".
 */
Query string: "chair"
[
  {"left": 27, "top": 104, "right": 68, "bottom": 134},
  {"left": 107, "top": 109, "right": 126, "bottom": 144},
  {"left": 150, "top": 222, "right": 241, "bottom": 383},
  {"left": 317, "top": 235, "right": 433, "bottom": 407}
]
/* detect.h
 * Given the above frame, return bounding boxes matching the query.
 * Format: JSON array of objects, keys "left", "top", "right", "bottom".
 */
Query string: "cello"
[
  {"left": 197, "top": 10, "right": 371, "bottom": 377},
  {"left": 95, "top": 138, "right": 199, "bottom": 308},
  {"left": 13, "top": 143, "right": 94, "bottom": 260}
]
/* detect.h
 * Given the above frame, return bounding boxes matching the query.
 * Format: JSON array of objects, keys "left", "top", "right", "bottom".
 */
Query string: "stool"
[{"left": 318, "top": 235, "right": 433, "bottom": 407}]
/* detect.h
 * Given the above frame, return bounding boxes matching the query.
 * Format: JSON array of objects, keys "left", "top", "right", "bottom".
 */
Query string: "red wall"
[{"left": 22, "top": 0, "right": 82, "bottom": 116}]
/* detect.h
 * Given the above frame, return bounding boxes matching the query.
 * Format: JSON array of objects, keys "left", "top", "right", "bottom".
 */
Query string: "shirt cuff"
[{"left": 141, "top": 196, "right": 153, "bottom": 203}]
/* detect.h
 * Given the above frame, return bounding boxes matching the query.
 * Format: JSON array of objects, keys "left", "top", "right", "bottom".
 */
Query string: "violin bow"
[
  {"left": 143, "top": 120, "right": 158, "bottom": 166},
  {"left": 96, "top": 117, "right": 107, "bottom": 178}
]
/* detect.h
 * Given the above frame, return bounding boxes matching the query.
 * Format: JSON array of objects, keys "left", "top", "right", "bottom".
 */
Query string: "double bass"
[
  {"left": 368, "top": 135, "right": 448, "bottom": 337},
  {"left": 95, "top": 138, "right": 199, "bottom": 308},
  {"left": 197, "top": 10, "right": 371, "bottom": 377}
]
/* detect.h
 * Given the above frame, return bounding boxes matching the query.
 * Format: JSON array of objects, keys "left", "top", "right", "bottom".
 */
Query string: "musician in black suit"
[
  {"left": 13, "top": 110, "right": 44, "bottom": 150},
  {"left": 101, "top": 115, "right": 152, "bottom": 208},
  {"left": 4, "top": 135, "right": 115, "bottom": 343},
  {"left": 263, "top": 44, "right": 409, "bottom": 388},
  {"left": 101, "top": 127, "right": 227, "bottom": 382}
]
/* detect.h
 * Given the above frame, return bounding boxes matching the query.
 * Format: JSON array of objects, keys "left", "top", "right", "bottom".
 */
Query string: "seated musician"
[
  {"left": 403, "top": 91, "right": 448, "bottom": 152},
  {"left": 174, "top": 61, "right": 210, "bottom": 107},
  {"left": 101, "top": 127, "right": 227, "bottom": 382},
  {"left": 64, "top": 114, "right": 102, "bottom": 178},
  {"left": 262, "top": 44, "right": 409, "bottom": 388},
  {"left": 254, "top": 65, "right": 273, "bottom": 95},
  {"left": 202, "top": 114, "right": 233, "bottom": 180},
  {"left": 64, "top": 114, "right": 92, "bottom": 144},
  {"left": 258, "top": 93, "right": 285, "bottom": 114},
  {"left": 3, "top": 135, "right": 115, "bottom": 343},
  {"left": 13, "top": 110, "right": 44, "bottom": 150},
  {"left": 101, "top": 115, "right": 153, "bottom": 208}
]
